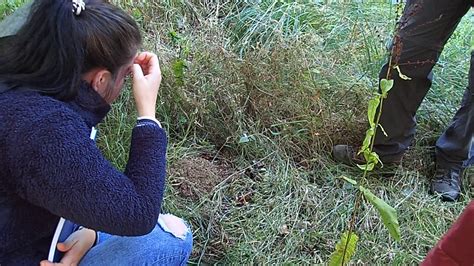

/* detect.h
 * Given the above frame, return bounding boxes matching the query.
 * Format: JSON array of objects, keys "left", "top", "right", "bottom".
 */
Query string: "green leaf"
[
  {"left": 359, "top": 128, "right": 374, "bottom": 154},
  {"left": 339, "top": 176, "right": 357, "bottom": 185},
  {"left": 131, "top": 8, "right": 144, "bottom": 21},
  {"left": 380, "top": 79, "right": 394, "bottom": 98},
  {"left": 356, "top": 162, "right": 375, "bottom": 171},
  {"left": 168, "top": 31, "right": 181, "bottom": 43},
  {"left": 359, "top": 186, "right": 401, "bottom": 241},
  {"left": 328, "top": 231, "right": 359, "bottom": 266},
  {"left": 393, "top": 65, "right": 412, "bottom": 81},
  {"left": 178, "top": 115, "right": 188, "bottom": 124},
  {"left": 367, "top": 97, "right": 380, "bottom": 128},
  {"left": 172, "top": 59, "right": 186, "bottom": 86},
  {"left": 363, "top": 151, "right": 380, "bottom": 165}
]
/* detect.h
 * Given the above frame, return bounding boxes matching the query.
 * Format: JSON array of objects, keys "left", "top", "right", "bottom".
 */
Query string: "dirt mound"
[{"left": 169, "top": 156, "right": 230, "bottom": 199}]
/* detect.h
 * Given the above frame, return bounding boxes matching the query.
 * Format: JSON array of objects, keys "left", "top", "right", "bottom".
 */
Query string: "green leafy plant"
[
  {"left": 169, "top": 31, "right": 190, "bottom": 86},
  {"left": 329, "top": 2, "right": 410, "bottom": 264},
  {"left": 328, "top": 76, "right": 400, "bottom": 266}
]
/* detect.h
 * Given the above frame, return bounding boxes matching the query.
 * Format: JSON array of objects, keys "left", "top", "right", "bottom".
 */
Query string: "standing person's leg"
[
  {"left": 467, "top": 143, "right": 474, "bottom": 166},
  {"left": 333, "top": 0, "right": 471, "bottom": 166},
  {"left": 79, "top": 214, "right": 193, "bottom": 266},
  {"left": 373, "top": 0, "right": 471, "bottom": 161},
  {"left": 431, "top": 52, "right": 474, "bottom": 201}
]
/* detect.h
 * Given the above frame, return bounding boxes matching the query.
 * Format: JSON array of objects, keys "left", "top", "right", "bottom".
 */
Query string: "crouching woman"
[{"left": 0, "top": 0, "right": 192, "bottom": 265}]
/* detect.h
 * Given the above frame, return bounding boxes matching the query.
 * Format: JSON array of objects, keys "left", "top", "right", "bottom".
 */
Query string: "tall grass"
[{"left": 225, "top": 0, "right": 327, "bottom": 55}]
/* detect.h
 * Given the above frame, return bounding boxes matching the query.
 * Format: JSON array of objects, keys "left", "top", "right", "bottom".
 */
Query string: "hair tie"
[{"left": 72, "top": 0, "right": 86, "bottom": 16}]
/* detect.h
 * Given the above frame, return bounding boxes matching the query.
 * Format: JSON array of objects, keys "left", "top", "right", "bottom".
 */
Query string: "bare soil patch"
[{"left": 169, "top": 156, "right": 231, "bottom": 199}]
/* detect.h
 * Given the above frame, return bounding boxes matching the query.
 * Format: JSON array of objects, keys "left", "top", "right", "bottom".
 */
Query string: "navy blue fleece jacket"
[{"left": 0, "top": 82, "right": 167, "bottom": 265}]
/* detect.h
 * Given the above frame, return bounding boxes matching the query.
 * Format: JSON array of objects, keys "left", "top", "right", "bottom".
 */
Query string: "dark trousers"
[{"left": 374, "top": 0, "right": 473, "bottom": 169}]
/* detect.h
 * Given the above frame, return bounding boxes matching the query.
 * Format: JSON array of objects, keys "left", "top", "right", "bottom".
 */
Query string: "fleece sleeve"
[{"left": 5, "top": 110, "right": 167, "bottom": 236}]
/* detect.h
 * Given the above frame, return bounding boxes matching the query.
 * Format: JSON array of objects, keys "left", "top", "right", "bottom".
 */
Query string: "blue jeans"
[{"left": 79, "top": 219, "right": 193, "bottom": 265}]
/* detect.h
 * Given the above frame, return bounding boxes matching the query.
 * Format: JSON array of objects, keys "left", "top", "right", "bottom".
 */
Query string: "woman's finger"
[
  {"left": 134, "top": 52, "right": 147, "bottom": 64},
  {"left": 134, "top": 52, "right": 153, "bottom": 65},
  {"left": 58, "top": 248, "right": 80, "bottom": 266},
  {"left": 145, "top": 54, "right": 160, "bottom": 76},
  {"left": 132, "top": 64, "right": 145, "bottom": 80},
  {"left": 39, "top": 260, "right": 57, "bottom": 266},
  {"left": 56, "top": 232, "right": 79, "bottom": 252}
]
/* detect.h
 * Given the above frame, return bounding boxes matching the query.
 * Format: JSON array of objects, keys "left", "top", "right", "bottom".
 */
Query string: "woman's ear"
[{"left": 90, "top": 69, "right": 113, "bottom": 94}]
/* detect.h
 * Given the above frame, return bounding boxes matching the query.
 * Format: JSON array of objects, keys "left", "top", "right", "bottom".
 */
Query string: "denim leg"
[
  {"left": 436, "top": 51, "right": 474, "bottom": 169},
  {"left": 373, "top": 0, "right": 471, "bottom": 161},
  {"left": 79, "top": 220, "right": 193, "bottom": 266}
]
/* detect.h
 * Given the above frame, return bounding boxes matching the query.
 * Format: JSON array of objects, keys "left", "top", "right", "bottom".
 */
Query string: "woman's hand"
[
  {"left": 40, "top": 228, "right": 96, "bottom": 266},
  {"left": 132, "top": 52, "right": 162, "bottom": 118}
]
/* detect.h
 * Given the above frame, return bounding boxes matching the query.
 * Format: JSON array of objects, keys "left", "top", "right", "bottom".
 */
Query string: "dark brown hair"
[{"left": 0, "top": 0, "right": 142, "bottom": 100}]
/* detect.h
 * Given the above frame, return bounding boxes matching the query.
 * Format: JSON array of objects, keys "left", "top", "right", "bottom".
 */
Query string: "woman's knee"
[
  {"left": 158, "top": 214, "right": 190, "bottom": 240},
  {"left": 80, "top": 223, "right": 193, "bottom": 266},
  {"left": 156, "top": 214, "right": 193, "bottom": 262}
]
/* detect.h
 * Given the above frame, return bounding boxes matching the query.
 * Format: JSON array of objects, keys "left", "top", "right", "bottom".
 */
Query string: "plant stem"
[
  {"left": 341, "top": 48, "right": 393, "bottom": 266},
  {"left": 341, "top": 18, "right": 399, "bottom": 266},
  {"left": 341, "top": 190, "right": 362, "bottom": 266}
]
